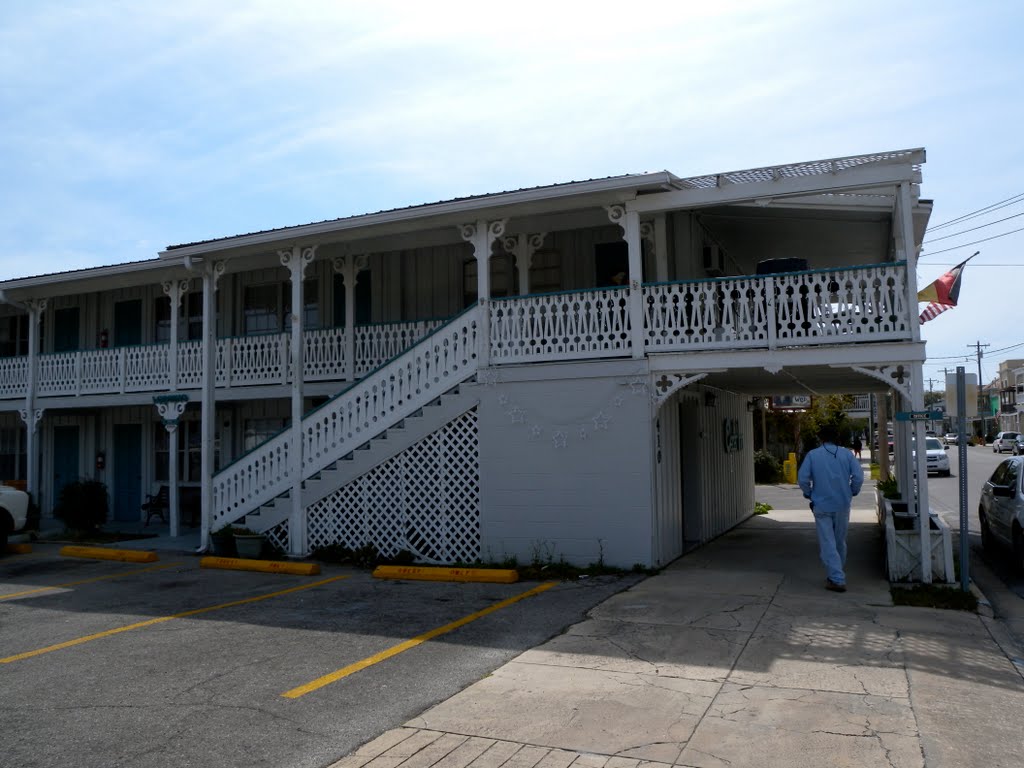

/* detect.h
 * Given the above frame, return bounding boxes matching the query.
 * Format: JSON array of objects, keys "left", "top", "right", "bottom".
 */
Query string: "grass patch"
[{"left": 891, "top": 584, "right": 978, "bottom": 612}]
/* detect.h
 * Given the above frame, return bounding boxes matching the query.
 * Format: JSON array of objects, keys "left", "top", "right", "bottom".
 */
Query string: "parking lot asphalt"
[{"left": 0, "top": 546, "right": 642, "bottom": 768}]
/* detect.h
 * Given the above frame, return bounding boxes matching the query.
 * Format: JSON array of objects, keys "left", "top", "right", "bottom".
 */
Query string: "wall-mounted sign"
[
  {"left": 771, "top": 395, "right": 811, "bottom": 410},
  {"left": 723, "top": 417, "right": 743, "bottom": 453}
]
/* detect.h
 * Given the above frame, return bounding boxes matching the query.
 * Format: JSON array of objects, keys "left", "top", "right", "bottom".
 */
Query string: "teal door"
[
  {"left": 112, "top": 424, "right": 142, "bottom": 522},
  {"left": 114, "top": 300, "right": 142, "bottom": 347},
  {"left": 54, "top": 308, "right": 80, "bottom": 352},
  {"left": 52, "top": 425, "right": 80, "bottom": 509}
]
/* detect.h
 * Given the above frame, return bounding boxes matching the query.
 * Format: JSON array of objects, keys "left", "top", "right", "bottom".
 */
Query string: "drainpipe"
[
  {"left": 22, "top": 299, "right": 46, "bottom": 506},
  {"left": 199, "top": 259, "right": 224, "bottom": 552}
]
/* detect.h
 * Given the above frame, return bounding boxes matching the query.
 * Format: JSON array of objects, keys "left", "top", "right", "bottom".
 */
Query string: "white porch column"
[
  {"left": 909, "top": 362, "right": 932, "bottom": 583},
  {"left": 23, "top": 298, "right": 46, "bottom": 504},
  {"left": 332, "top": 254, "right": 367, "bottom": 381},
  {"left": 654, "top": 214, "right": 669, "bottom": 282},
  {"left": 199, "top": 260, "right": 224, "bottom": 552},
  {"left": 608, "top": 205, "right": 646, "bottom": 359},
  {"left": 504, "top": 233, "right": 546, "bottom": 296},
  {"left": 154, "top": 394, "right": 188, "bottom": 538},
  {"left": 281, "top": 245, "right": 316, "bottom": 557},
  {"left": 897, "top": 182, "right": 922, "bottom": 343},
  {"left": 162, "top": 280, "right": 188, "bottom": 390},
  {"left": 460, "top": 219, "right": 507, "bottom": 368}
]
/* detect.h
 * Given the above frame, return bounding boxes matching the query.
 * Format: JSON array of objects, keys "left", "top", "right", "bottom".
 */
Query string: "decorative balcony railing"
[
  {"left": 0, "top": 263, "right": 911, "bottom": 401},
  {"left": 0, "top": 321, "right": 442, "bottom": 401},
  {"left": 488, "top": 262, "right": 910, "bottom": 363}
]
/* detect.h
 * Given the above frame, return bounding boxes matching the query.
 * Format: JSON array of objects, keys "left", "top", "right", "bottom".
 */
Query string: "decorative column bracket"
[
  {"left": 18, "top": 408, "right": 44, "bottom": 432},
  {"left": 279, "top": 245, "right": 317, "bottom": 278},
  {"left": 153, "top": 393, "right": 189, "bottom": 428},
  {"left": 844, "top": 364, "right": 912, "bottom": 402},
  {"left": 207, "top": 259, "right": 227, "bottom": 289},
  {"left": 652, "top": 373, "right": 711, "bottom": 406},
  {"left": 502, "top": 232, "right": 547, "bottom": 295}
]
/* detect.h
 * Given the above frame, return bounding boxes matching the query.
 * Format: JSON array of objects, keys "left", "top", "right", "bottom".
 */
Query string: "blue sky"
[{"left": 1, "top": 1, "right": 1021, "bottom": 385}]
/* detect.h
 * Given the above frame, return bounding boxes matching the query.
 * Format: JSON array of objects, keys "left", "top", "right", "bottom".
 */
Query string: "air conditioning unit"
[{"left": 702, "top": 244, "right": 725, "bottom": 276}]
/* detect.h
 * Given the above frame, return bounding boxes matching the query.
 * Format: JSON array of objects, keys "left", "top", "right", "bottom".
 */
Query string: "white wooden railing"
[
  {"left": 643, "top": 262, "right": 909, "bottom": 352},
  {"left": 0, "top": 322, "right": 441, "bottom": 400},
  {"left": 0, "top": 263, "right": 910, "bottom": 400},
  {"left": 487, "top": 262, "right": 910, "bottom": 363},
  {"left": 490, "top": 287, "right": 631, "bottom": 363},
  {"left": 211, "top": 306, "right": 481, "bottom": 528}
]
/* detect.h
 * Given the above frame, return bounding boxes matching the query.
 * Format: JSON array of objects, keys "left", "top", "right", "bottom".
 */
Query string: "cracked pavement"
[{"left": 332, "top": 487, "right": 1024, "bottom": 768}]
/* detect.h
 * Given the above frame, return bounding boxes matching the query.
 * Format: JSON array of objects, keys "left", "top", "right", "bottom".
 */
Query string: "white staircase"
[
  {"left": 210, "top": 306, "right": 482, "bottom": 533},
  {"left": 241, "top": 383, "right": 478, "bottom": 533}
]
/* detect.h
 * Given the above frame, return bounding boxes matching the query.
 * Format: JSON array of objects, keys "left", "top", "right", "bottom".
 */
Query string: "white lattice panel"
[
  {"left": 644, "top": 278, "right": 770, "bottom": 350},
  {"left": 125, "top": 345, "right": 170, "bottom": 391},
  {"left": 303, "top": 408, "right": 480, "bottom": 564},
  {"left": 0, "top": 356, "right": 27, "bottom": 397}
]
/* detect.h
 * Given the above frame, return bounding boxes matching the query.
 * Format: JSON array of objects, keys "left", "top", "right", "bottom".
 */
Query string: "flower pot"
[
  {"left": 233, "top": 534, "right": 263, "bottom": 559},
  {"left": 211, "top": 533, "right": 236, "bottom": 557}
]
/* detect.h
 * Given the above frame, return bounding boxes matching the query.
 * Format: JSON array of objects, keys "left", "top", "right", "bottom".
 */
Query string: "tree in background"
[{"left": 799, "top": 394, "right": 856, "bottom": 455}]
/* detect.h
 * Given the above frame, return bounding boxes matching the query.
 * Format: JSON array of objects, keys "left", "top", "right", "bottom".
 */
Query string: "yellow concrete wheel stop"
[
  {"left": 5, "top": 543, "right": 32, "bottom": 554},
  {"left": 373, "top": 565, "right": 519, "bottom": 583},
  {"left": 200, "top": 556, "right": 321, "bottom": 575},
  {"left": 60, "top": 546, "right": 159, "bottom": 563}
]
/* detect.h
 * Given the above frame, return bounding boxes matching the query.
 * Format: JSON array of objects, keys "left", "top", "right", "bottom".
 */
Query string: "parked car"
[
  {"left": 1014, "top": 436, "right": 1024, "bottom": 456},
  {"left": 943, "top": 433, "right": 959, "bottom": 445},
  {"left": 911, "top": 436, "right": 951, "bottom": 476},
  {"left": 979, "top": 456, "right": 1024, "bottom": 569},
  {"left": 0, "top": 484, "right": 30, "bottom": 551},
  {"left": 992, "top": 431, "right": 1021, "bottom": 454}
]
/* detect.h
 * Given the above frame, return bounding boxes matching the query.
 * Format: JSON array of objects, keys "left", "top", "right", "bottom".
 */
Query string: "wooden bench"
[{"left": 141, "top": 485, "right": 169, "bottom": 525}]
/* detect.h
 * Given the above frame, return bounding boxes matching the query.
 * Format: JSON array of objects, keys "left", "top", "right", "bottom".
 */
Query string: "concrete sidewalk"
[{"left": 330, "top": 484, "right": 1024, "bottom": 768}]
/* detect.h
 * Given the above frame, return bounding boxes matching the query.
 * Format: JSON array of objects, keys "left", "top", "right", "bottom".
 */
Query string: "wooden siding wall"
[
  {"left": 652, "top": 395, "right": 683, "bottom": 566},
  {"left": 478, "top": 361, "right": 655, "bottom": 568},
  {"left": 687, "top": 387, "right": 755, "bottom": 542}
]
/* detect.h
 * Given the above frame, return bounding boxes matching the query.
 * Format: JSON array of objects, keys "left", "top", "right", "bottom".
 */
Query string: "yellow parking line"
[
  {"left": 282, "top": 581, "right": 558, "bottom": 699},
  {"left": 0, "top": 562, "right": 184, "bottom": 601},
  {"left": 0, "top": 574, "right": 348, "bottom": 664}
]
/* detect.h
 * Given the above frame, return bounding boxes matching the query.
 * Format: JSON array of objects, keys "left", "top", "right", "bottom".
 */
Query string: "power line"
[
  {"left": 919, "top": 225, "right": 1024, "bottom": 257},
  {"left": 929, "top": 191, "right": 1024, "bottom": 231},
  {"left": 921, "top": 262, "right": 1024, "bottom": 267},
  {"left": 922, "top": 208, "right": 1024, "bottom": 243}
]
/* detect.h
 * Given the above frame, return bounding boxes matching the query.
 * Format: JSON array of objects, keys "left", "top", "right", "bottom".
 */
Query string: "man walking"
[{"left": 798, "top": 424, "right": 863, "bottom": 592}]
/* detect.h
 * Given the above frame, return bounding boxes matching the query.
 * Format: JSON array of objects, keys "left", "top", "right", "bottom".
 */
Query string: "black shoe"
[{"left": 825, "top": 579, "right": 847, "bottom": 593}]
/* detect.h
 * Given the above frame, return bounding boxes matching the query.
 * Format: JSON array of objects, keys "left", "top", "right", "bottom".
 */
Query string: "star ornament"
[
  {"left": 552, "top": 431, "right": 568, "bottom": 449},
  {"left": 592, "top": 411, "right": 610, "bottom": 431}
]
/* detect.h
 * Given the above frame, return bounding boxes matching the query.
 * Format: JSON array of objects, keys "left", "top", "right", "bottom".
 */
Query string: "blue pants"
[{"left": 813, "top": 507, "right": 850, "bottom": 585}]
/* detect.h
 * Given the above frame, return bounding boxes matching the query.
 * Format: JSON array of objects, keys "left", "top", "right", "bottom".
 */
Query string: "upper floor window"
[
  {"left": 156, "top": 292, "right": 210, "bottom": 343},
  {"left": 243, "top": 281, "right": 318, "bottom": 335}
]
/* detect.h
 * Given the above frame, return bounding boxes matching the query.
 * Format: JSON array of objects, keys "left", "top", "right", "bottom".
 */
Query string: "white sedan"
[
  {"left": 0, "top": 485, "right": 30, "bottom": 551},
  {"left": 912, "top": 436, "right": 952, "bottom": 477}
]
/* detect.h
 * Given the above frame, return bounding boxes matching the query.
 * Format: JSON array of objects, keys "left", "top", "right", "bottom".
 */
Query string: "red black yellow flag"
[{"left": 917, "top": 251, "right": 977, "bottom": 323}]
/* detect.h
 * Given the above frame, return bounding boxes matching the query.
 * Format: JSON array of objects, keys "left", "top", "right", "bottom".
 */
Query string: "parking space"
[{"left": 0, "top": 545, "right": 641, "bottom": 768}]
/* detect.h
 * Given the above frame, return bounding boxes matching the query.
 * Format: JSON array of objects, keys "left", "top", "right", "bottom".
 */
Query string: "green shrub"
[
  {"left": 753, "top": 450, "right": 781, "bottom": 484},
  {"left": 754, "top": 501, "right": 773, "bottom": 515},
  {"left": 53, "top": 480, "right": 109, "bottom": 532},
  {"left": 877, "top": 475, "right": 900, "bottom": 499}
]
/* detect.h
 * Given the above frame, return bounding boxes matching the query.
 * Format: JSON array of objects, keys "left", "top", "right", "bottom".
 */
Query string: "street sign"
[
  {"left": 895, "top": 410, "right": 944, "bottom": 422},
  {"left": 946, "top": 372, "right": 978, "bottom": 418}
]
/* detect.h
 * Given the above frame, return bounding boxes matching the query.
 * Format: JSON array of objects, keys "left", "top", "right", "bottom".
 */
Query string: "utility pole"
[{"left": 970, "top": 341, "right": 990, "bottom": 440}]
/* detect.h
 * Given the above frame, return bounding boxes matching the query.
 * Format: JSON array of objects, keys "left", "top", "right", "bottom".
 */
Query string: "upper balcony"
[{"left": 0, "top": 261, "right": 911, "bottom": 403}]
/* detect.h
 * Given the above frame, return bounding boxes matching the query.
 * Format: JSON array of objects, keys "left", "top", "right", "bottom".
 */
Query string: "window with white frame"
[
  {"left": 243, "top": 418, "right": 287, "bottom": 453},
  {"left": 243, "top": 281, "right": 318, "bottom": 335},
  {"left": 154, "top": 420, "right": 218, "bottom": 482}
]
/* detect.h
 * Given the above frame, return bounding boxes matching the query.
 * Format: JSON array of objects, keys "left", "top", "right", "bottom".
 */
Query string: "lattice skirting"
[{"left": 265, "top": 409, "right": 480, "bottom": 563}]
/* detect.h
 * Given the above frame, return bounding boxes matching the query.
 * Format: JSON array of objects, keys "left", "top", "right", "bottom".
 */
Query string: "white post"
[
  {"left": 162, "top": 280, "right": 188, "bottom": 391},
  {"left": 460, "top": 220, "right": 506, "bottom": 368},
  {"left": 897, "top": 183, "right": 922, "bottom": 344},
  {"left": 505, "top": 233, "right": 546, "bottom": 296},
  {"left": 154, "top": 395, "right": 188, "bottom": 538},
  {"left": 608, "top": 206, "right": 646, "bottom": 358},
  {"left": 22, "top": 299, "right": 46, "bottom": 505},
  {"left": 333, "top": 254, "right": 365, "bottom": 381},
  {"left": 910, "top": 364, "right": 932, "bottom": 583},
  {"left": 199, "top": 260, "right": 224, "bottom": 551},
  {"left": 281, "top": 245, "right": 316, "bottom": 556}
]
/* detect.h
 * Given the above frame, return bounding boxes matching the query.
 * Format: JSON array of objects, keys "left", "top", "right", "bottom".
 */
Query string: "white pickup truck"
[{"left": 0, "top": 485, "right": 30, "bottom": 550}]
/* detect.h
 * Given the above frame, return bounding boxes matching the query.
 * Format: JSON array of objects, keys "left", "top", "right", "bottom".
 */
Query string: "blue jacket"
[{"left": 797, "top": 442, "right": 863, "bottom": 513}]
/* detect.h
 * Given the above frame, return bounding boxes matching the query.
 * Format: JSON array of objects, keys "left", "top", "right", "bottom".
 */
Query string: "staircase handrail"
[{"left": 211, "top": 304, "right": 482, "bottom": 527}]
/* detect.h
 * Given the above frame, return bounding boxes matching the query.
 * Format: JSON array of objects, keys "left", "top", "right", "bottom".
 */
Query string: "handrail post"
[{"left": 766, "top": 276, "right": 778, "bottom": 350}]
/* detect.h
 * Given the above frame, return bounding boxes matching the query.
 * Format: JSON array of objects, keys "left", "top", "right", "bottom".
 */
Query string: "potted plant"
[
  {"left": 231, "top": 526, "right": 264, "bottom": 559},
  {"left": 210, "top": 524, "right": 237, "bottom": 557}
]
